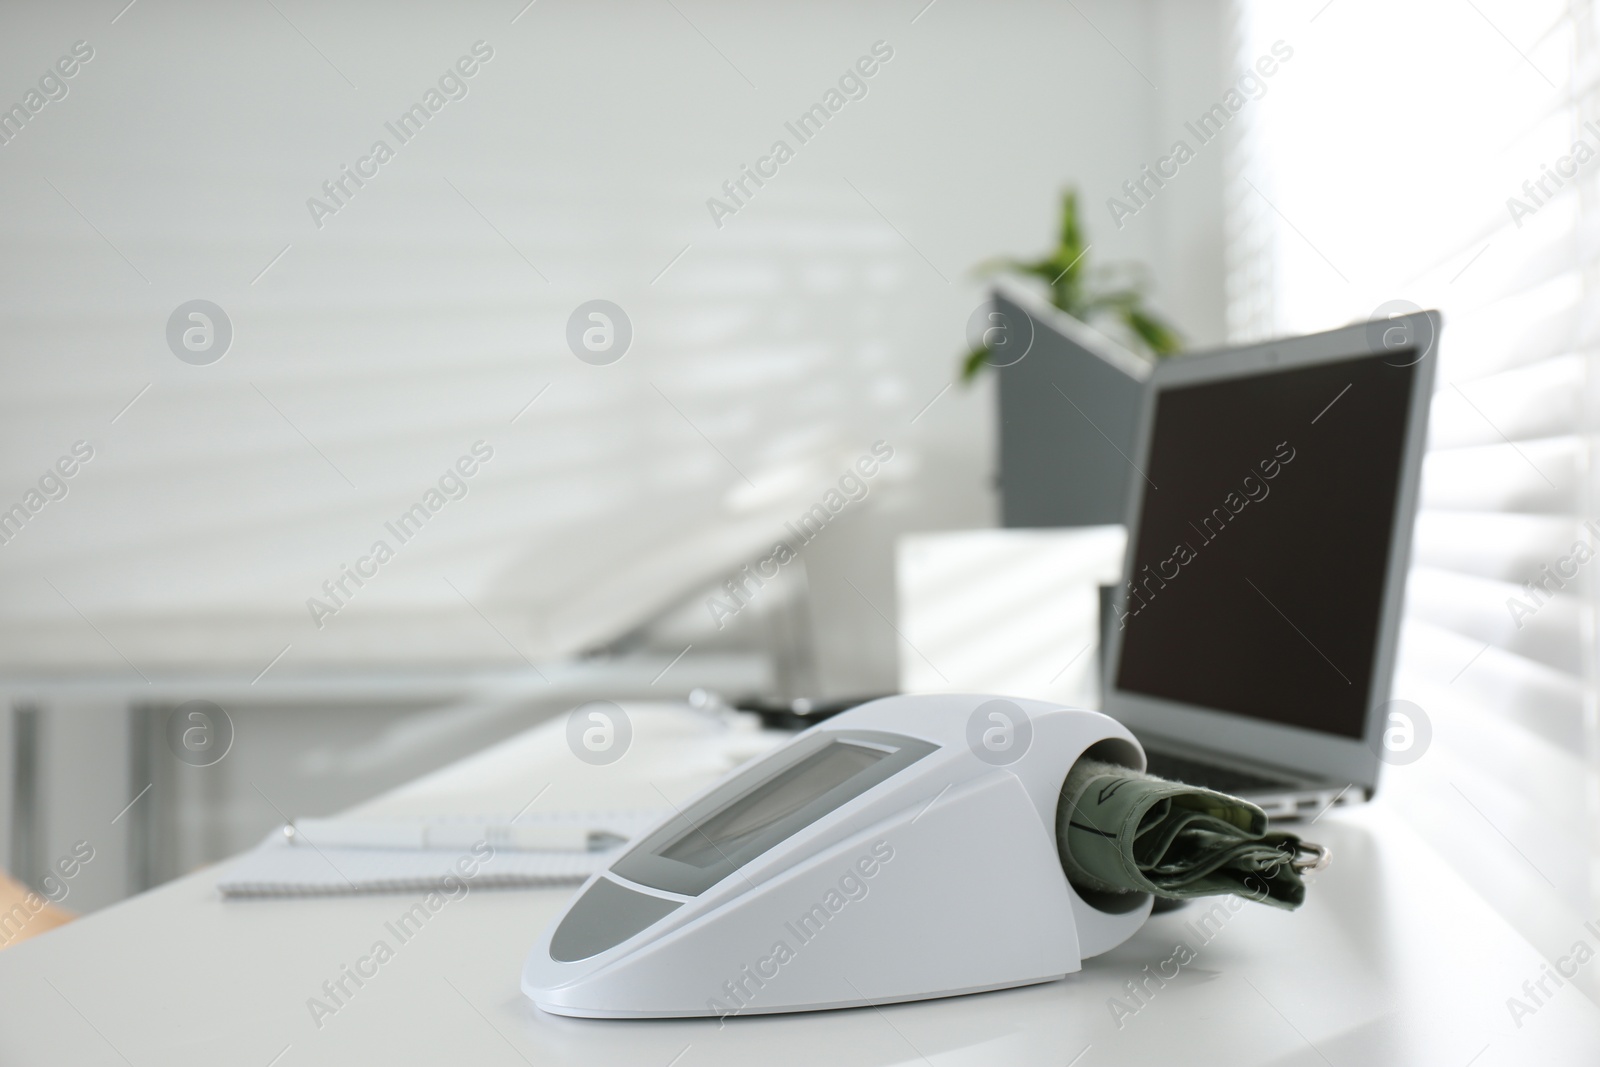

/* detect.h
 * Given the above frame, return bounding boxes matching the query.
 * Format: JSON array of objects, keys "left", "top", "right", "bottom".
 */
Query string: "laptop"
[{"left": 1100, "top": 312, "right": 1440, "bottom": 819}]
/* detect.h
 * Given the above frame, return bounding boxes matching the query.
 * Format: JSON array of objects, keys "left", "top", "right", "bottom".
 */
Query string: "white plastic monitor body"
[{"left": 522, "top": 693, "right": 1152, "bottom": 1018}]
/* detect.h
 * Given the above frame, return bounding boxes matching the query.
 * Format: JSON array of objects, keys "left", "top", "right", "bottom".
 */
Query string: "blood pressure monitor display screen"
[
  {"left": 612, "top": 731, "right": 936, "bottom": 896},
  {"left": 657, "top": 741, "right": 888, "bottom": 867}
]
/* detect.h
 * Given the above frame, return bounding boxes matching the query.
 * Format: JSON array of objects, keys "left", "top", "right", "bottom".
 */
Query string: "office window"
[{"left": 1229, "top": 0, "right": 1597, "bottom": 944}]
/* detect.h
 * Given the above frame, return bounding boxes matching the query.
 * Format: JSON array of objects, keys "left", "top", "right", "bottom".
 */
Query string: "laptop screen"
[{"left": 1113, "top": 350, "right": 1419, "bottom": 739}]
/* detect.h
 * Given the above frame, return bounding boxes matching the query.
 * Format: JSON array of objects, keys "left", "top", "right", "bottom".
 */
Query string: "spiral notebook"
[{"left": 216, "top": 810, "right": 665, "bottom": 898}]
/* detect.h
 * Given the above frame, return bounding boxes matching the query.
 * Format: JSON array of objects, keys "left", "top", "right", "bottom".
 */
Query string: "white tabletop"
[{"left": 4, "top": 701, "right": 1598, "bottom": 1065}]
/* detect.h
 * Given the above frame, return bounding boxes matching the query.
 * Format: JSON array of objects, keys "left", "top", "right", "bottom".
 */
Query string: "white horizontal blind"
[
  {"left": 4, "top": 2, "right": 1167, "bottom": 674},
  {"left": 1231, "top": 0, "right": 1599, "bottom": 965}
]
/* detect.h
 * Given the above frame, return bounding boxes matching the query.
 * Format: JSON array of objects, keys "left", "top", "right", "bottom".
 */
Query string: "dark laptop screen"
[{"left": 1113, "top": 351, "right": 1419, "bottom": 738}]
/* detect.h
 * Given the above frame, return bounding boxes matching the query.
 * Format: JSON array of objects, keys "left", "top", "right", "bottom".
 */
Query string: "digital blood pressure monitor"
[{"left": 522, "top": 693, "right": 1153, "bottom": 1018}]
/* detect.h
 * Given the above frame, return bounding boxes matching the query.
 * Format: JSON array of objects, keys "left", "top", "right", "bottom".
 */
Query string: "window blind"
[{"left": 1230, "top": 0, "right": 1599, "bottom": 982}]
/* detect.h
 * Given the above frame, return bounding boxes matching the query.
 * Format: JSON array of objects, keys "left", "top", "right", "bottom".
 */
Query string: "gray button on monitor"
[{"left": 549, "top": 877, "right": 682, "bottom": 963}]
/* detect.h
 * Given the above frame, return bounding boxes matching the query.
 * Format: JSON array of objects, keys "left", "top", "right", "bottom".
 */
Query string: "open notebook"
[{"left": 216, "top": 810, "right": 666, "bottom": 898}]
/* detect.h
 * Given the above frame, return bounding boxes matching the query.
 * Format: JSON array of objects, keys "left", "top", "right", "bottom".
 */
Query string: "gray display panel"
[
  {"left": 611, "top": 729, "right": 937, "bottom": 897},
  {"left": 656, "top": 741, "right": 887, "bottom": 867}
]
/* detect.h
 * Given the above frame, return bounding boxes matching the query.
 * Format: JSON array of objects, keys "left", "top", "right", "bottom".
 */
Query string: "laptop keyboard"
[{"left": 1140, "top": 750, "right": 1295, "bottom": 795}]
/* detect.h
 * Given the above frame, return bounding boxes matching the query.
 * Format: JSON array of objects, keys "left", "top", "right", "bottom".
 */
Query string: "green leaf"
[
  {"left": 1082, "top": 289, "right": 1143, "bottom": 313},
  {"left": 958, "top": 184, "right": 1185, "bottom": 370},
  {"left": 1122, "top": 307, "right": 1183, "bottom": 357},
  {"left": 960, "top": 345, "right": 991, "bottom": 383},
  {"left": 1059, "top": 189, "right": 1082, "bottom": 258}
]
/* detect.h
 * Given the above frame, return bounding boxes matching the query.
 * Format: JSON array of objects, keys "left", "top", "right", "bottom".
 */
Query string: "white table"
[{"left": 4, "top": 701, "right": 1599, "bottom": 1065}]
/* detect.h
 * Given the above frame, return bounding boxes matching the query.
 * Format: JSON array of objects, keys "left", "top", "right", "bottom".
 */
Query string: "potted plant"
[{"left": 961, "top": 189, "right": 1182, "bottom": 382}]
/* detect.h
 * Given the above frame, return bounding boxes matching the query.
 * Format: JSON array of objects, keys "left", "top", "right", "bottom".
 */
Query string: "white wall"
[{"left": 0, "top": 0, "right": 1225, "bottom": 680}]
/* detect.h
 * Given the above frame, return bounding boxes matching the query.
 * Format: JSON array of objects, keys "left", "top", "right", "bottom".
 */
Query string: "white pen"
[{"left": 285, "top": 818, "right": 626, "bottom": 853}]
